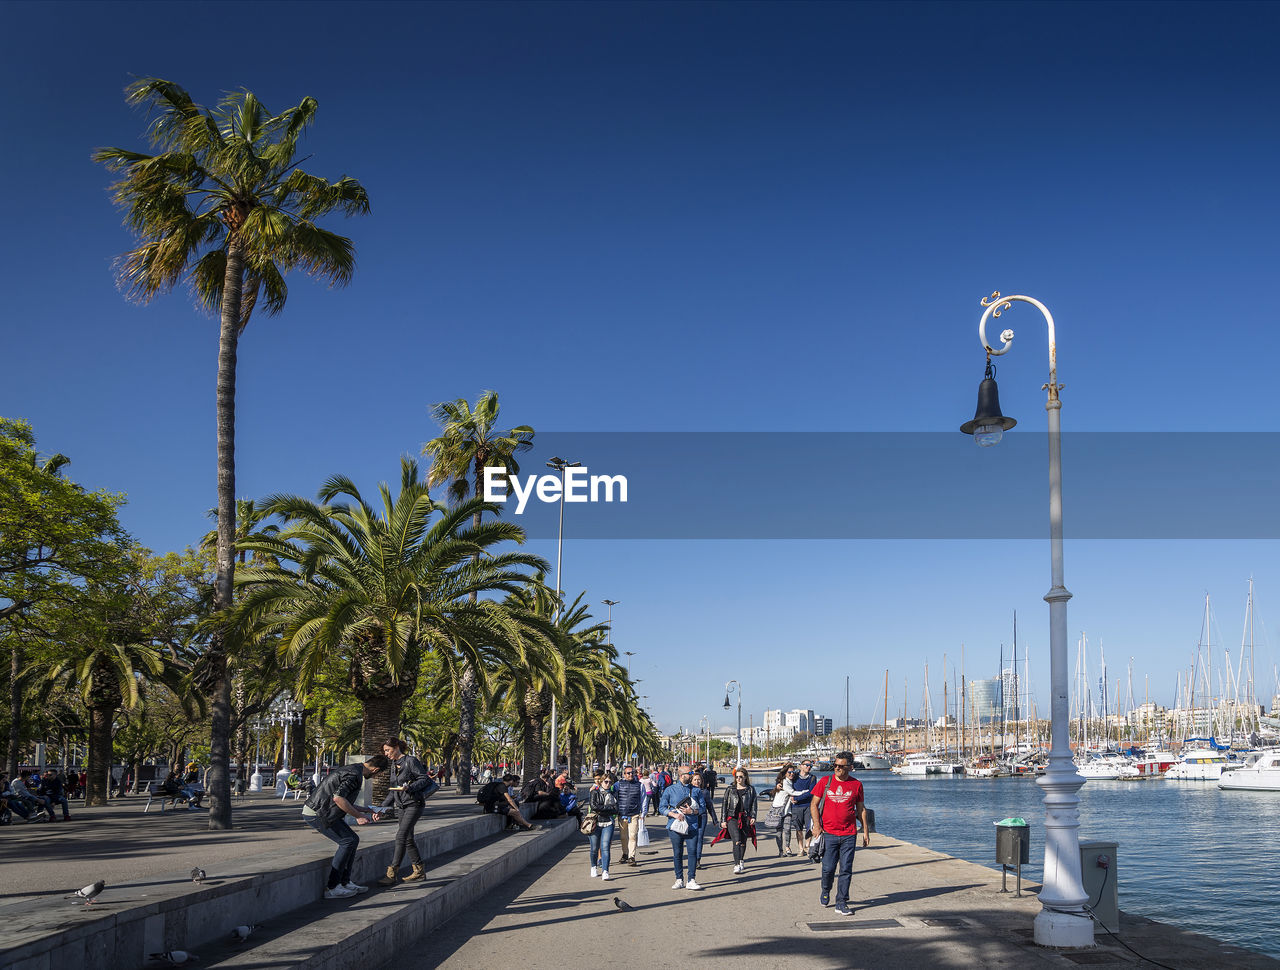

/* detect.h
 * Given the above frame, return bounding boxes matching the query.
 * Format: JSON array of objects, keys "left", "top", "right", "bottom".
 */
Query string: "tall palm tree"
[
  {"left": 423, "top": 391, "right": 533, "bottom": 792},
  {"left": 228, "top": 458, "right": 550, "bottom": 799},
  {"left": 96, "top": 78, "right": 369, "bottom": 829}
]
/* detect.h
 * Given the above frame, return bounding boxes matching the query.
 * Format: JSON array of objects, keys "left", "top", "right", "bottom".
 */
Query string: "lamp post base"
[{"left": 1033, "top": 907, "right": 1094, "bottom": 948}]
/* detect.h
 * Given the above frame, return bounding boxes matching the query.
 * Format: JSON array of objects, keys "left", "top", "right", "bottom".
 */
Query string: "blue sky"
[{"left": 4, "top": 1, "right": 1280, "bottom": 735}]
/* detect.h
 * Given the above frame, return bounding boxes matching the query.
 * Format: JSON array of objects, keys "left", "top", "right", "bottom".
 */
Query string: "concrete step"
[
  {"left": 192, "top": 819, "right": 577, "bottom": 970},
  {"left": 1, "top": 809, "right": 516, "bottom": 970}
]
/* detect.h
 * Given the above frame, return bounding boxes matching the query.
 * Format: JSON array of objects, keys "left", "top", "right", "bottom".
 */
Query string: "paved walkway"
[
  {"left": 416, "top": 824, "right": 1276, "bottom": 970},
  {"left": 0, "top": 788, "right": 475, "bottom": 907},
  {"left": 4, "top": 795, "right": 1272, "bottom": 968}
]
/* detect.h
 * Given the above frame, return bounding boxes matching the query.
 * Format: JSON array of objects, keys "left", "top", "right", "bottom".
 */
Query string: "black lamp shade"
[{"left": 960, "top": 375, "right": 1017, "bottom": 435}]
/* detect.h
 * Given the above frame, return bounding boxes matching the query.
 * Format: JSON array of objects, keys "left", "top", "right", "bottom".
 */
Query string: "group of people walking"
[
  {"left": 299, "top": 746, "right": 870, "bottom": 916},
  {"left": 577, "top": 753, "right": 870, "bottom": 915}
]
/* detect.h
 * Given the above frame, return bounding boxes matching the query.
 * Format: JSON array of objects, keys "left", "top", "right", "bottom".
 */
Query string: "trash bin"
[
  {"left": 995, "top": 817, "right": 1030, "bottom": 897},
  {"left": 995, "top": 818, "right": 1030, "bottom": 865}
]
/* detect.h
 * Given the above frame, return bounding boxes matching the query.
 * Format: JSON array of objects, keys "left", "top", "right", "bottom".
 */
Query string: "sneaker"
[
  {"left": 600, "top": 871, "right": 610, "bottom": 881},
  {"left": 671, "top": 879, "right": 684, "bottom": 890},
  {"left": 342, "top": 881, "right": 369, "bottom": 894},
  {"left": 834, "top": 905, "right": 853, "bottom": 916},
  {"left": 324, "top": 886, "right": 356, "bottom": 899},
  {"left": 686, "top": 879, "right": 702, "bottom": 890},
  {"left": 590, "top": 866, "right": 598, "bottom": 878},
  {"left": 733, "top": 863, "right": 742, "bottom": 874},
  {"left": 820, "top": 889, "right": 831, "bottom": 906}
]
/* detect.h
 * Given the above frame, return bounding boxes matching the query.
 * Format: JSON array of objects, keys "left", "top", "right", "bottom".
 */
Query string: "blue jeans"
[
  {"left": 820, "top": 833, "right": 858, "bottom": 907},
  {"left": 588, "top": 820, "right": 614, "bottom": 871},
  {"left": 306, "top": 815, "right": 359, "bottom": 888},
  {"left": 47, "top": 794, "right": 70, "bottom": 818},
  {"left": 668, "top": 829, "right": 700, "bottom": 881}
]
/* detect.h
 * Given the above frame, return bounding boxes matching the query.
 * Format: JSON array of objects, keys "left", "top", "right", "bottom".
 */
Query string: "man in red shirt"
[{"left": 811, "top": 750, "right": 870, "bottom": 916}]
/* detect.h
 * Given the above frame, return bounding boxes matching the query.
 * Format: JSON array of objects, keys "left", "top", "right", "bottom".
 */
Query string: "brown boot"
[
  {"left": 377, "top": 865, "right": 399, "bottom": 886},
  {"left": 403, "top": 862, "right": 426, "bottom": 882}
]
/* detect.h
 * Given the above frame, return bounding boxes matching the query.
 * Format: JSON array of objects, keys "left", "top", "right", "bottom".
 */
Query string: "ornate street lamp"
[
  {"left": 724, "top": 680, "right": 742, "bottom": 767},
  {"left": 268, "top": 692, "right": 304, "bottom": 797},
  {"left": 961, "top": 292, "right": 1092, "bottom": 948}
]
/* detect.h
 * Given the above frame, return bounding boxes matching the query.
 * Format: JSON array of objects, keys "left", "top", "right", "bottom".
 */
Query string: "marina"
[{"left": 807, "top": 770, "right": 1280, "bottom": 959}]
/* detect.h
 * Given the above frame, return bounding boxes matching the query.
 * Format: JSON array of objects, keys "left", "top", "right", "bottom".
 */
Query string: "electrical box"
[{"left": 1079, "top": 840, "right": 1119, "bottom": 934}]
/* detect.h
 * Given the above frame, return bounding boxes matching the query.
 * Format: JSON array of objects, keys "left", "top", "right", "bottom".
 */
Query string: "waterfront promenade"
[
  {"left": 427, "top": 829, "right": 1276, "bottom": 970},
  {"left": 1, "top": 790, "right": 1273, "bottom": 968}
]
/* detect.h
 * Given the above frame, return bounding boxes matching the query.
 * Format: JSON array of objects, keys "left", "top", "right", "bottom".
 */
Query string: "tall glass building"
[{"left": 969, "top": 677, "right": 1003, "bottom": 724}]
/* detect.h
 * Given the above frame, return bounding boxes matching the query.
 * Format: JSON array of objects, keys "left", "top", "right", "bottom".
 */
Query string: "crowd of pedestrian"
[{"left": 567, "top": 752, "right": 871, "bottom": 914}]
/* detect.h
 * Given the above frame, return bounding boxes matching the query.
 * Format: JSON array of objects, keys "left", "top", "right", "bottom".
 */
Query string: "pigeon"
[
  {"left": 149, "top": 952, "right": 199, "bottom": 966},
  {"left": 64, "top": 880, "right": 106, "bottom": 904},
  {"left": 613, "top": 896, "right": 633, "bottom": 911},
  {"left": 190, "top": 867, "right": 206, "bottom": 883},
  {"left": 230, "top": 923, "right": 257, "bottom": 943}
]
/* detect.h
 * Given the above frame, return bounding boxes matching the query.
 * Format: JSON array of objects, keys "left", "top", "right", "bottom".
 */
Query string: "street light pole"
[
  {"left": 724, "top": 680, "right": 742, "bottom": 767},
  {"left": 546, "top": 457, "right": 580, "bottom": 774},
  {"left": 962, "top": 292, "right": 1091, "bottom": 948}
]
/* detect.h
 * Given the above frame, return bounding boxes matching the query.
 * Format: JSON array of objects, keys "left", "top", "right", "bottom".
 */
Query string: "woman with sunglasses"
[{"left": 721, "top": 768, "right": 757, "bottom": 874}]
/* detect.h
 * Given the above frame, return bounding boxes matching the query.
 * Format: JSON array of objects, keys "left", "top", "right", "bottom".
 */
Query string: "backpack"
[{"left": 476, "top": 780, "right": 505, "bottom": 812}]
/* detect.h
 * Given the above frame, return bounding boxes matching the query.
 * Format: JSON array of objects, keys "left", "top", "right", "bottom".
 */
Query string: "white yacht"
[
  {"left": 1075, "top": 757, "right": 1122, "bottom": 780},
  {"left": 1219, "top": 750, "right": 1280, "bottom": 791},
  {"left": 1166, "top": 748, "right": 1239, "bottom": 781},
  {"left": 893, "top": 753, "right": 963, "bottom": 776},
  {"left": 854, "top": 752, "right": 892, "bottom": 771}
]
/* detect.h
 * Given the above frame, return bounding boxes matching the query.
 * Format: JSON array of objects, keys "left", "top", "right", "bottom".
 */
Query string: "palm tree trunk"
[
  {"left": 85, "top": 704, "right": 114, "bottom": 807},
  {"left": 455, "top": 503, "right": 485, "bottom": 795},
  {"left": 521, "top": 685, "right": 545, "bottom": 780},
  {"left": 456, "top": 663, "right": 478, "bottom": 794},
  {"left": 359, "top": 691, "right": 406, "bottom": 803},
  {"left": 7, "top": 638, "right": 20, "bottom": 781},
  {"left": 569, "top": 729, "right": 584, "bottom": 783},
  {"left": 206, "top": 232, "right": 245, "bottom": 831}
]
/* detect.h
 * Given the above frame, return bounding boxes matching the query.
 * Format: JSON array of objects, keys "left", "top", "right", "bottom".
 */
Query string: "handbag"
[
  {"left": 636, "top": 817, "right": 650, "bottom": 847},
  {"left": 669, "top": 815, "right": 690, "bottom": 835},
  {"left": 579, "top": 813, "right": 599, "bottom": 835},
  {"left": 764, "top": 806, "right": 785, "bottom": 828}
]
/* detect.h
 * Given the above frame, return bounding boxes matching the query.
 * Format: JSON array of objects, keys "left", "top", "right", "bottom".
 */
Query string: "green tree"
[
  {"left": 30, "top": 546, "right": 198, "bottom": 805},
  {"left": 423, "top": 391, "right": 534, "bottom": 793},
  {"left": 95, "top": 78, "right": 370, "bottom": 829},
  {"left": 229, "top": 458, "right": 549, "bottom": 800},
  {"left": 1, "top": 418, "right": 125, "bottom": 779}
]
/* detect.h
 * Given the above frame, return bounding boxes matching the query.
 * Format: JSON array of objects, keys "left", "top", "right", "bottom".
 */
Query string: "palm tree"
[
  {"left": 95, "top": 79, "right": 369, "bottom": 829},
  {"left": 423, "top": 391, "right": 533, "bottom": 792},
  {"left": 33, "top": 587, "right": 190, "bottom": 806},
  {"left": 228, "top": 458, "right": 550, "bottom": 799}
]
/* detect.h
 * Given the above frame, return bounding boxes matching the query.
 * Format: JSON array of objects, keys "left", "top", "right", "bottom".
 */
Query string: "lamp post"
[
  {"left": 268, "top": 692, "right": 304, "bottom": 797},
  {"left": 724, "top": 680, "right": 742, "bottom": 767},
  {"left": 547, "top": 457, "right": 580, "bottom": 774},
  {"left": 249, "top": 718, "right": 266, "bottom": 792},
  {"left": 961, "top": 291, "right": 1092, "bottom": 948}
]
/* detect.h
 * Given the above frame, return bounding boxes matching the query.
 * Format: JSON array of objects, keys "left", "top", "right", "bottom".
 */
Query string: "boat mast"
[
  {"left": 882, "top": 669, "right": 888, "bottom": 755},
  {"left": 999, "top": 642, "right": 1005, "bottom": 760}
]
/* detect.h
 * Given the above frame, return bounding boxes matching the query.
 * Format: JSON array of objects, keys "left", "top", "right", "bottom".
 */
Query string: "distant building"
[
  {"left": 812, "top": 716, "right": 834, "bottom": 737},
  {"left": 785, "top": 709, "right": 815, "bottom": 733},
  {"left": 969, "top": 677, "right": 1003, "bottom": 724}
]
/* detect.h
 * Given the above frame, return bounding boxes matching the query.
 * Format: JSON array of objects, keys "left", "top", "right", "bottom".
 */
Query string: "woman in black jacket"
[
  {"left": 377, "top": 738, "right": 441, "bottom": 885},
  {"left": 721, "top": 768, "right": 758, "bottom": 875}
]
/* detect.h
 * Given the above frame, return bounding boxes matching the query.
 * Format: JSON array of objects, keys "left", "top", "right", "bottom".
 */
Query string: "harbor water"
[{"left": 749, "top": 771, "right": 1280, "bottom": 957}]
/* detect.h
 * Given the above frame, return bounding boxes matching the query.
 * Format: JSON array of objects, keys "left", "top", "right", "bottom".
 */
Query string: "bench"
[{"left": 143, "top": 782, "right": 191, "bottom": 813}]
